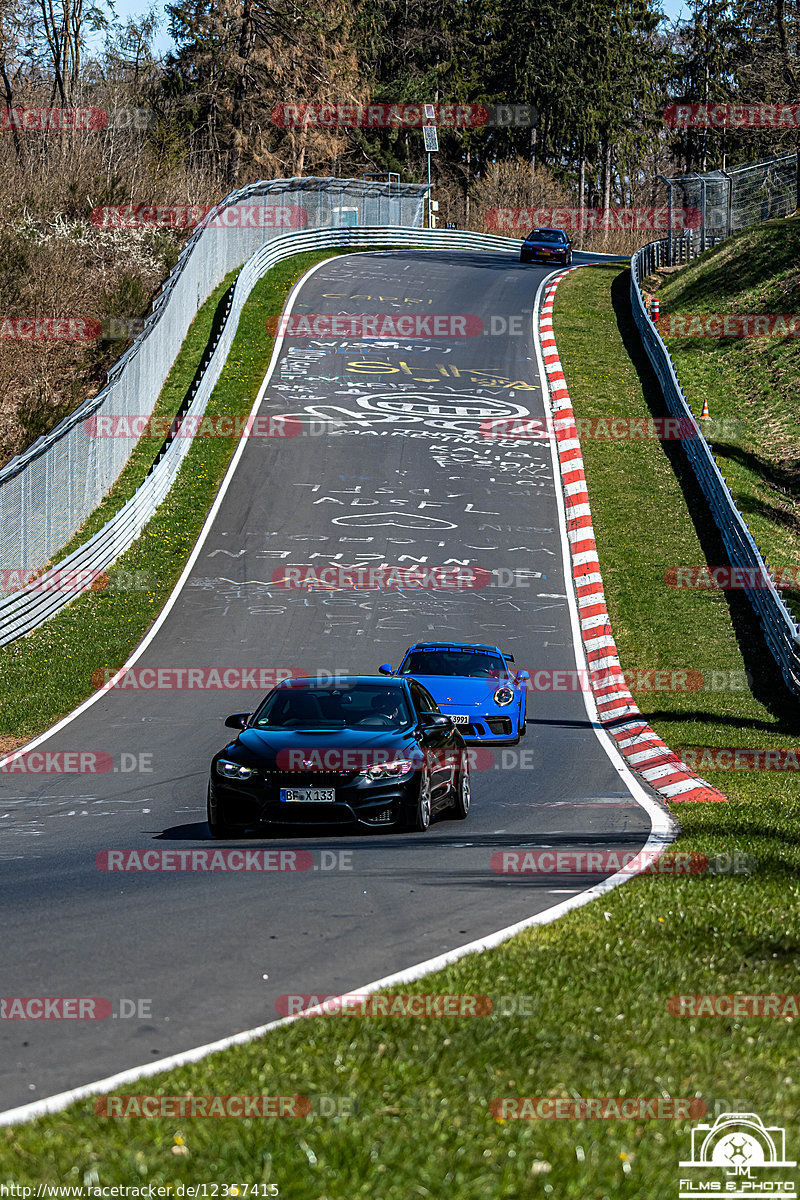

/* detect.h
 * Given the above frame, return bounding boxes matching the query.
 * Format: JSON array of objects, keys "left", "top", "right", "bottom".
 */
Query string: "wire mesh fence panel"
[{"left": 658, "top": 152, "right": 797, "bottom": 263}]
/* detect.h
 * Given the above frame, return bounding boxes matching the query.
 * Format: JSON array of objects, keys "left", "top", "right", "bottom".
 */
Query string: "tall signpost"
[{"left": 423, "top": 103, "right": 439, "bottom": 228}]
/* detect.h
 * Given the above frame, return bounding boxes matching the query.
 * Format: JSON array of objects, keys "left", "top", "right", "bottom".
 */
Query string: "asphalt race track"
[{"left": 0, "top": 249, "right": 658, "bottom": 1113}]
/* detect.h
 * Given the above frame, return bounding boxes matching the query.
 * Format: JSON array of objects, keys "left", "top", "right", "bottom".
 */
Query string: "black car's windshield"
[
  {"left": 253, "top": 684, "right": 414, "bottom": 731},
  {"left": 399, "top": 650, "right": 506, "bottom": 678},
  {"left": 527, "top": 229, "right": 565, "bottom": 243}
]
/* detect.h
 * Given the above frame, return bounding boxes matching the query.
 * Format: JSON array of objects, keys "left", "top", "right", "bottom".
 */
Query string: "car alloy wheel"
[
  {"left": 451, "top": 763, "right": 471, "bottom": 819},
  {"left": 409, "top": 771, "right": 432, "bottom": 832}
]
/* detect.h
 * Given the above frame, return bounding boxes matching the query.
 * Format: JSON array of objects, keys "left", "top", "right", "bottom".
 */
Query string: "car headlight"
[
  {"left": 216, "top": 759, "right": 256, "bottom": 780},
  {"left": 494, "top": 687, "right": 515, "bottom": 706},
  {"left": 358, "top": 758, "right": 416, "bottom": 781}
]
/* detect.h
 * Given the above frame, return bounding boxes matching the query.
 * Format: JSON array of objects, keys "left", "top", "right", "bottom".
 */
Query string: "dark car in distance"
[
  {"left": 520, "top": 227, "right": 572, "bottom": 266},
  {"left": 208, "top": 676, "right": 470, "bottom": 837}
]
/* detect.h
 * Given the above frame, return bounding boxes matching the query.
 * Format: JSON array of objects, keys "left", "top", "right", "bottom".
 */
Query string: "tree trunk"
[
  {"left": 0, "top": 56, "right": 23, "bottom": 168},
  {"left": 465, "top": 145, "right": 471, "bottom": 226},
  {"left": 578, "top": 138, "right": 586, "bottom": 250},
  {"left": 578, "top": 140, "right": 585, "bottom": 211},
  {"left": 227, "top": 0, "right": 252, "bottom": 187},
  {"left": 775, "top": 0, "right": 799, "bottom": 212},
  {"left": 602, "top": 137, "right": 612, "bottom": 246}
]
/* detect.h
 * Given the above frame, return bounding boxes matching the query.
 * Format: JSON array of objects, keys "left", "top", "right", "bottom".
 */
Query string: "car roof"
[
  {"left": 276, "top": 675, "right": 408, "bottom": 689},
  {"left": 403, "top": 642, "right": 504, "bottom": 655},
  {"left": 529, "top": 227, "right": 565, "bottom": 236}
]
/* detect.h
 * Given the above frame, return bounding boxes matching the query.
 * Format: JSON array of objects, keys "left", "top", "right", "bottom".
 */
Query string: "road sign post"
[{"left": 423, "top": 104, "right": 439, "bottom": 227}]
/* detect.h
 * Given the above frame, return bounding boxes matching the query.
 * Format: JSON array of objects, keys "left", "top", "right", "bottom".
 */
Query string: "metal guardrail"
[
  {"left": 0, "top": 226, "right": 521, "bottom": 646},
  {"left": 631, "top": 241, "right": 800, "bottom": 697},
  {"left": 0, "top": 178, "right": 429, "bottom": 578}
]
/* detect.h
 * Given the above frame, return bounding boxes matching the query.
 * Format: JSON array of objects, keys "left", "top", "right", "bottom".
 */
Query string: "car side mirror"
[
  {"left": 419, "top": 712, "right": 452, "bottom": 729},
  {"left": 224, "top": 712, "right": 250, "bottom": 730},
  {"left": 378, "top": 663, "right": 394, "bottom": 675},
  {"left": 515, "top": 670, "right": 530, "bottom": 683}
]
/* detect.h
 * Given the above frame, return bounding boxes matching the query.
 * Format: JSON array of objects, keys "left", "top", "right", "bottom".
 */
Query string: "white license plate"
[
  {"left": 280, "top": 787, "right": 336, "bottom": 803},
  {"left": 450, "top": 715, "right": 470, "bottom": 725}
]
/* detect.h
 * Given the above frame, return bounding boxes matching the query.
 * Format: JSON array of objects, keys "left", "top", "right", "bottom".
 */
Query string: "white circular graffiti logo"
[
  {"left": 362, "top": 392, "right": 531, "bottom": 422},
  {"left": 286, "top": 390, "right": 537, "bottom": 436}
]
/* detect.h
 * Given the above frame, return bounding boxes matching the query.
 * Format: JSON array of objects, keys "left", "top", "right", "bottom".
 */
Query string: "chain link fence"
[
  {"left": 0, "top": 178, "right": 428, "bottom": 579},
  {"left": 657, "top": 152, "right": 797, "bottom": 264}
]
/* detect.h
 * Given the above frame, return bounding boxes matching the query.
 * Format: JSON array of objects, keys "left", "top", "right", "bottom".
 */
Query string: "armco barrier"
[
  {"left": 0, "top": 179, "right": 428, "bottom": 579},
  {"left": 631, "top": 242, "right": 800, "bottom": 697},
  {"left": 0, "top": 226, "right": 521, "bottom": 646}
]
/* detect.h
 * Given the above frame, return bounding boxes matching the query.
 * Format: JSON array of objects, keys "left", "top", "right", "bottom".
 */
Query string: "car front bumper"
[
  {"left": 209, "top": 771, "right": 418, "bottom": 829},
  {"left": 437, "top": 710, "right": 521, "bottom": 743},
  {"left": 521, "top": 251, "right": 568, "bottom": 264}
]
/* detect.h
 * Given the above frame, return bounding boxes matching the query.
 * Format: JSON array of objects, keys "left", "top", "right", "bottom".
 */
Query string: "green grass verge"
[
  {"left": 2, "top": 264, "right": 799, "bottom": 1198},
  {"left": 2, "top": 855, "right": 799, "bottom": 1198},
  {"left": 0, "top": 248, "right": 360, "bottom": 746},
  {"left": 652, "top": 216, "right": 800, "bottom": 624}
]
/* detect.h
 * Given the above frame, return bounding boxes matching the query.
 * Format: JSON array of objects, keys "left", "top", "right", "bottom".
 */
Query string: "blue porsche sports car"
[{"left": 379, "top": 643, "right": 529, "bottom": 744}]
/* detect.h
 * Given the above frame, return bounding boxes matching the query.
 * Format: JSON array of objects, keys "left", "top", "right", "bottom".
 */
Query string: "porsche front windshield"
[{"left": 400, "top": 650, "right": 506, "bottom": 678}]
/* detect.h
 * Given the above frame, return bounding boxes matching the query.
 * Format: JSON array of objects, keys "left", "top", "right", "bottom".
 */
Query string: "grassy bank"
[{"left": 2, "top": 263, "right": 798, "bottom": 1198}]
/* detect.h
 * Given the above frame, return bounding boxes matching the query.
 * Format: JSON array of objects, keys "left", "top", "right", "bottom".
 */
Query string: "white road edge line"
[
  {"left": 0, "top": 255, "right": 336, "bottom": 771},
  {"left": 0, "top": 257, "right": 677, "bottom": 1128}
]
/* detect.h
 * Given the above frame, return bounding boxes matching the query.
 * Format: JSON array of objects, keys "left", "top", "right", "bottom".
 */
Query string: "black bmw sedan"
[{"left": 207, "top": 676, "right": 471, "bottom": 837}]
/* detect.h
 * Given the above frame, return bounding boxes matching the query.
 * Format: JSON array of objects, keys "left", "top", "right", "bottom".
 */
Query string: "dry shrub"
[
  {"left": 467, "top": 158, "right": 573, "bottom": 233},
  {"left": 0, "top": 85, "right": 228, "bottom": 470}
]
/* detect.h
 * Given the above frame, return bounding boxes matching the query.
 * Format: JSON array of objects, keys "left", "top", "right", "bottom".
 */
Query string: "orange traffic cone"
[{"left": 699, "top": 397, "right": 710, "bottom": 420}]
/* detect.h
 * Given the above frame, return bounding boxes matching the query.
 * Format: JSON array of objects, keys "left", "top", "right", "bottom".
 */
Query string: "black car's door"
[{"left": 408, "top": 681, "right": 458, "bottom": 806}]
